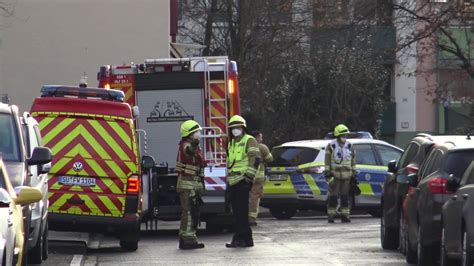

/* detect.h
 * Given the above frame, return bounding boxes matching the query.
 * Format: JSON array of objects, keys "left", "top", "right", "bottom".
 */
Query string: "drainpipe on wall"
[{"left": 170, "top": 0, "right": 178, "bottom": 43}]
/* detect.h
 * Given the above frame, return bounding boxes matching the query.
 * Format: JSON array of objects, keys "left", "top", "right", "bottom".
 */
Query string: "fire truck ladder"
[{"left": 204, "top": 59, "right": 229, "bottom": 166}]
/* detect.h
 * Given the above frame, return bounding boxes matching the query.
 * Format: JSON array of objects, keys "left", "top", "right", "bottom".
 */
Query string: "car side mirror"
[
  {"left": 27, "top": 147, "right": 52, "bottom": 166},
  {"left": 446, "top": 174, "right": 460, "bottom": 192},
  {"left": 388, "top": 160, "right": 398, "bottom": 173},
  {"left": 14, "top": 186, "right": 43, "bottom": 205},
  {"left": 407, "top": 173, "right": 418, "bottom": 187},
  {"left": 141, "top": 155, "right": 155, "bottom": 169}
]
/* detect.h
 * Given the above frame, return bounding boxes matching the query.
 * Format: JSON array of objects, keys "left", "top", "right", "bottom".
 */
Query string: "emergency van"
[
  {"left": 97, "top": 57, "right": 240, "bottom": 231},
  {"left": 30, "top": 86, "right": 155, "bottom": 251}
]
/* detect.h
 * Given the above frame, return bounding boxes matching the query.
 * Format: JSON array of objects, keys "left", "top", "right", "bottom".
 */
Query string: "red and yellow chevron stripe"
[
  {"left": 32, "top": 112, "right": 139, "bottom": 217},
  {"left": 110, "top": 74, "right": 136, "bottom": 106},
  {"left": 208, "top": 82, "right": 228, "bottom": 161},
  {"left": 111, "top": 83, "right": 135, "bottom": 106}
]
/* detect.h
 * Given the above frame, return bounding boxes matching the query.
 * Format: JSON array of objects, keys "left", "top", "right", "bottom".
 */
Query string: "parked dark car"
[
  {"left": 401, "top": 136, "right": 474, "bottom": 265},
  {"left": 441, "top": 161, "right": 474, "bottom": 266},
  {"left": 381, "top": 134, "right": 436, "bottom": 250}
]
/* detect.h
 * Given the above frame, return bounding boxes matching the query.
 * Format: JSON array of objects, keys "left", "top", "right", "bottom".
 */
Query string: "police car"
[{"left": 261, "top": 138, "right": 403, "bottom": 219}]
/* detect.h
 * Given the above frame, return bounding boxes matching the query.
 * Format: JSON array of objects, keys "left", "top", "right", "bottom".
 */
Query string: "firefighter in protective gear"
[
  {"left": 324, "top": 124, "right": 357, "bottom": 223},
  {"left": 226, "top": 115, "right": 261, "bottom": 248},
  {"left": 176, "top": 120, "right": 206, "bottom": 249},
  {"left": 249, "top": 131, "right": 273, "bottom": 226}
]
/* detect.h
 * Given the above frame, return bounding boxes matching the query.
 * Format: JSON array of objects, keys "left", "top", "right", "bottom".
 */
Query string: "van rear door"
[{"left": 33, "top": 112, "right": 138, "bottom": 218}]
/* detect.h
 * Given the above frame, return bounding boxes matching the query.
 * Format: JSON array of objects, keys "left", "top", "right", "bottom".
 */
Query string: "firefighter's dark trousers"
[
  {"left": 178, "top": 189, "right": 199, "bottom": 244},
  {"left": 327, "top": 178, "right": 351, "bottom": 219},
  {"left": 230, "top": 180, "right": 253, "bottom": 244}
]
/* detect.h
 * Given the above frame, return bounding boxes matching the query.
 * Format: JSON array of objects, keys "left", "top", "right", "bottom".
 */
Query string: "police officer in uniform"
[
  {"left": 176, "top": 120, "right": 206, "bottom": 249},
  {"left": 226, "top": 115, "right": 261, "bottom": 248},
  {"left": 249, "top": 131, "right": 273, "bottom": 226},
  {"left": 324, "top": 124, "right": 357, "bottom": 223}
]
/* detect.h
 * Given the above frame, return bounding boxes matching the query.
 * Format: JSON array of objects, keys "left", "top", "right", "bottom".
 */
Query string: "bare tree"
[{"left": 179, "top": 0, "right": 390, "bottom": 145}]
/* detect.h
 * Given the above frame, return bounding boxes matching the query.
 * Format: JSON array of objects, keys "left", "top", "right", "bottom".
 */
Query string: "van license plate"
[{"left": 59, "top": 176, "right": 96, "bottom": 187}]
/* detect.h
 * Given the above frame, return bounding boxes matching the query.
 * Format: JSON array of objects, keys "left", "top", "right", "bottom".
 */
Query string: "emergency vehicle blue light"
[{"left": 40, "top": 86, "right": 125, "bottom": 102}]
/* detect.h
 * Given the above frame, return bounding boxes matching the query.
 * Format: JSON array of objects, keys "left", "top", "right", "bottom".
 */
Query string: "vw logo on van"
[{"left": 73, "top": 162, "right": 84, "bottom": 172}]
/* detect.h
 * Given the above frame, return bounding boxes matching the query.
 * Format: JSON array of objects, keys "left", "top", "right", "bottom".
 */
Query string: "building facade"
[{"left": 0, "top": 0, "right": 170, "bottom": 112}]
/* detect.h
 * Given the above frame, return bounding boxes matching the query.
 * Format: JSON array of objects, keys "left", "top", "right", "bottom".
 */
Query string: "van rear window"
[
  {"left": 270, "top": 147, "right": 321, "bottom": 167},
  {"left": 444, "top": 150, "right": 474, "bottom": 178}
]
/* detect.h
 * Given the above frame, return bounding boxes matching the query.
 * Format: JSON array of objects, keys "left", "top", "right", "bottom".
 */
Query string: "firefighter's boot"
[
  {"left": 179, "top": 239, "right": 205, "bottom": 250},
  {"left": 341, "top": 216, "right": 351, "bottom": 223}
]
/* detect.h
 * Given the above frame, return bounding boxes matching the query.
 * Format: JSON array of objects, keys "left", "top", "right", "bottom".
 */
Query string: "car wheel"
[
  {"left": 462, "top": 231, "right": 473, "bottom": 266},
  {"left": 2, "top": 249, "right": 6, "bottom": 266},
  {"left": 206, "top": 222, "right": 224, "bottom": 234},
  {"left": 417, "top": 226, "right": 434, "bottom": 266},
  {"left": 368, "top": 209, "right": 382, "bottom": 218},
  {"left": 28, "top": 224, "right": 43, "bottom": 264},
  {"left": 399, "top": 210, "right": 406, "bottom": 254},
  {"left": 381, "top": 207, "right": 398, "bottom": 249},
  {"left": 120, "top": 241, "right": 138, "bottom": 252},
  {"left": 405, "top": 226, "right": 417, "bottom": 264},
  {"left": 269, "top": 207, "right": 296, "bottom": 220},
  {"left": 441, "top": 228, "right": 458, "bottom": 266},
  {"left": 42, "top": 223, "right": 48, "bottom": 260},
  {"left": 21, "top": 213, "right": 32, "bottom": 266}
]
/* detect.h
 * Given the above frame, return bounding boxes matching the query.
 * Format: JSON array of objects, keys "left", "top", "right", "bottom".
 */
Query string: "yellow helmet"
[
  {"left": 180, "top": 120, "right": 202, "bottom": 137},
  {"left": 333, "top": 124, "right": 350, "bottom": 137},
  {"left": 228, "top": 115, "right": 246, "bottom": 128}
]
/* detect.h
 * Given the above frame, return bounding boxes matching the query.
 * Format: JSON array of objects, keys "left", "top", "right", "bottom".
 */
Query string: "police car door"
[{"left": 353, "top": 144, "right": 386, "bottom": 206}]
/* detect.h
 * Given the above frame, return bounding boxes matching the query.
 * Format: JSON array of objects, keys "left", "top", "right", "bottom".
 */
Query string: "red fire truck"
[{"left": 97, "top": 57, "right": 241, "bottom": 231}]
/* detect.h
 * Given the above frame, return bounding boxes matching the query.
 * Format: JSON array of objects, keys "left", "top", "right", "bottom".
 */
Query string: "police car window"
[
  {"left": 354, "top": 144, "right": 377, "bottom": 165},
  {"left": 444, "top": 150, "right": 474, "bottom": 179},
  {"left": 398, "top": 143, "right": 419, "bottom": 168},
  {"left": 375, "top": 144, "right": 402, "bottom": 166},
  {"left": 270, "top": 147, "right": 320, "bottom": 167}
]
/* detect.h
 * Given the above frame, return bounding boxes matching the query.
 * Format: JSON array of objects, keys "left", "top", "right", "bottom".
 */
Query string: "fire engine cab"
[{"left": 98, "top": 57, "right": 241, "bottom": 230}]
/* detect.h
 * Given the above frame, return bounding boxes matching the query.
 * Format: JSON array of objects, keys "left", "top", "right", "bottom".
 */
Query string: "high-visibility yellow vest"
[
  {"left": 327, "top": 139, "right": 354, "bottom": 179},
  {"left": 227, "top": 134, "right": 256, "bottom": 186}
]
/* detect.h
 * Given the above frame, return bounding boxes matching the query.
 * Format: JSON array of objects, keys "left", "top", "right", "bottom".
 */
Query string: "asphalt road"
[{"left": 42, "top": 215, "right": 407, "bottom": 266}]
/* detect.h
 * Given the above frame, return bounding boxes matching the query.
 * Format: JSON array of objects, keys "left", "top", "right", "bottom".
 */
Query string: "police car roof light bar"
[{"left": 40, "top": 86, "right": 125, "bottom": 102}]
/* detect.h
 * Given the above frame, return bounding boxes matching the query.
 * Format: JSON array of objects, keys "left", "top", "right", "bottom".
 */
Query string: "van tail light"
[
  {"left": 406, "top": 164, "right": 419, "bottom": 175},
  {"left": 428, "top": 177, "right": 451, "bottom": 194},
  {"left": 127, "top": 175, "right": 140, "bottom": 194}
]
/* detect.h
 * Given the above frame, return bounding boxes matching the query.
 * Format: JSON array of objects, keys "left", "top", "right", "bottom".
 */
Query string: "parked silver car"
[
  {"left": 0, "top": 104, "right": 52, "bottom": 264},
  {"left": 21, "top": 113, "right": 50, "bottom": 263}
]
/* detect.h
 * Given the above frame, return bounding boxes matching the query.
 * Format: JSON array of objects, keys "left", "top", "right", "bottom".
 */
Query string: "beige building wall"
[{"left": 0, "top": 0, "right": 170, "bottom": 112}]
